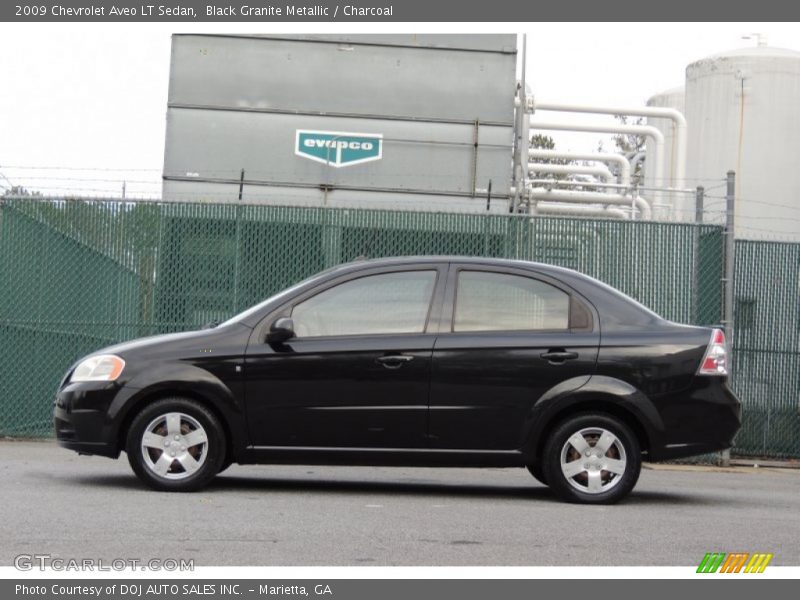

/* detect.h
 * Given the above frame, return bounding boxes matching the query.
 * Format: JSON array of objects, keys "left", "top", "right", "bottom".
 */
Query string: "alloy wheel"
[
  {"left": 559, "top": 427, "right": 627, "bottom": 494},
  {"left": 140, "top": 412, "right": 209, "bottom": 480}
]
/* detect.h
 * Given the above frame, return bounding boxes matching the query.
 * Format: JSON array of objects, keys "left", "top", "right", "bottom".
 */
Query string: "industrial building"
[
  {"left": 162, "top": 34, "right": 518, "bottom": 213},
  {"left": 162, "top": 34, "right": 800, "bottom": 240}
]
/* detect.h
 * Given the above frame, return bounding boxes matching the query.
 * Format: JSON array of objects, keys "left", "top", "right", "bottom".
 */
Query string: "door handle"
[
  {"left": 540, "top": 350, "right": 579, "bottom": 364},
  {"left": 376, "top": 354, "right": 415, "bottom": 369}
]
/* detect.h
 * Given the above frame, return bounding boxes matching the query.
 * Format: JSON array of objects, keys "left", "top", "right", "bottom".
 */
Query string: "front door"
[{"left": 244, "top": 266, "right": 446, "bottom": 448}]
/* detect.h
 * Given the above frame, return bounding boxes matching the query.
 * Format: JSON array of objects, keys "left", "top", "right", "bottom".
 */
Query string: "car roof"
[{"left": 335, "top": 255, "right": 581, "bottom": 278}]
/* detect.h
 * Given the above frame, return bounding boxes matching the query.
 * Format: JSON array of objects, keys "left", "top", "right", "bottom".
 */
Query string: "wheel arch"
[
  {"left": 525, "top": 376, "right": 664, "bottom": 462},
  {"left": 530, "top": 399, "right": 651, "bottom": 462},
  {"left": 115, "top": 387, "right": 238, "bottom": 464}
]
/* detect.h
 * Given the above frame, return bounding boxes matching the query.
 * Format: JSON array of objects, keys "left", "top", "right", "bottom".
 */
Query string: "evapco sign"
[{"left": 295, "top": 130, "right": 383, "bottom": 167}]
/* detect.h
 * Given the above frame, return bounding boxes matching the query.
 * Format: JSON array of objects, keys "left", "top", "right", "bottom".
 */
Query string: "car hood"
[{"left": 89, "top": 328, "right": 226, "bottom": 359}]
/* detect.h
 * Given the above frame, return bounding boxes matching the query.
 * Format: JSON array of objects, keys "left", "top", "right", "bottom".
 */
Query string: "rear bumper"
[
  {"left": 53, "top": 381, "right": 120, "bottom": 459},
  {"left": 649, "top": 378, "right": 741, "bottom": 461}
]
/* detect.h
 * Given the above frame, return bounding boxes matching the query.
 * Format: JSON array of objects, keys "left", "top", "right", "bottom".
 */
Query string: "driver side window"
[{"left": 291, "top": 271, "right": 437, "bottom": 337}]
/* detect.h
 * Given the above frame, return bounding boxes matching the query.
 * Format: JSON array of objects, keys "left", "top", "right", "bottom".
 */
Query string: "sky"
[{"left": 1, "top": 22, "right": 799, "bottom": 197}]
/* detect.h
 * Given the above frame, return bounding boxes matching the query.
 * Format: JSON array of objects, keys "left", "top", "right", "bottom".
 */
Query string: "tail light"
[{"left": 698, "top": 328, "right": 728, "bottom": 376}]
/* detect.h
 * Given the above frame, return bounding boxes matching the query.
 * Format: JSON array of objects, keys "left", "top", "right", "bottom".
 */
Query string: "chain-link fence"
[
  {"left": 0, "top": 196, "right": 796, "bottom": 459},
  {"left": 732, "top": 240, "right": 800, "bottom": 459}
]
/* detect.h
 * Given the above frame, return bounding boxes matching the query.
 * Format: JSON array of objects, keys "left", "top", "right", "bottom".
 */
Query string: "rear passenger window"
[{"left": 454, "top": 271, "right": 570, "bottom": 332}]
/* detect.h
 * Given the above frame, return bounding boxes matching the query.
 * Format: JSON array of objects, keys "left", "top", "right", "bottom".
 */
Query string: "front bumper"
[{"left": 53, "top": 381, "right": 121, "bottom": 458}]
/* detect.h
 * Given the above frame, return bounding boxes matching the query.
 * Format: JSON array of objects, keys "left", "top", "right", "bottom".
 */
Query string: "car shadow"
[
  {"left": 63, "top": 471, "right": 714, "bottom": 505},
  {"left": 210, "top": 474, "right": 560, "bottom": 501},
  {"left": 209, "top": 475, "right": 714, "bottom": 505}
]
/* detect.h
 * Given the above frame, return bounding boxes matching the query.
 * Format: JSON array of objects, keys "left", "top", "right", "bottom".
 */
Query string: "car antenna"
[{"left": 353, "top": 228, "right": 380, "bottom": 261}]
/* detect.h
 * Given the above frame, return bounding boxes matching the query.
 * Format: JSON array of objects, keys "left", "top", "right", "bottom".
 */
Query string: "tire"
[
  {"left": 526, "top": 461, "right": 548, "bottom": 485},
  {"left": 125, "top": 397, "right": 226, "bottom": 492},
  {"left": 542, "top": 413, "right": 641, "bottom": 504}
]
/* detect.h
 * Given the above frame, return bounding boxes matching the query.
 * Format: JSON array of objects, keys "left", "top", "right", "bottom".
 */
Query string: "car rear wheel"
[
  {"left": 126, "top": 398, "right": 226, "bottom": 492},
  {"left": 543, "top": 413, "right": 641, "bottom": 504}
]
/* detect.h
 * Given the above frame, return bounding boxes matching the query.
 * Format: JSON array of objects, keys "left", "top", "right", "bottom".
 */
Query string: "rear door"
[
  {"left": 244, "top": 264, "right": 446, "bottom": 448},
  {"left": 429, "top": 264, "right": 599, "bottom": 450}
]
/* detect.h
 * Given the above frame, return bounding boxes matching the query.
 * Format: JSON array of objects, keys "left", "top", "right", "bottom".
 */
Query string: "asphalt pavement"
[{"left": 1, "top": 440, "right": 798, "bottom": 566}]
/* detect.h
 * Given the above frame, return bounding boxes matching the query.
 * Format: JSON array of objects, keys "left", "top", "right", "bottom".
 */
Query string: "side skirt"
[{"left": 239, "top": 446, "right": 529, "bottom": 468}]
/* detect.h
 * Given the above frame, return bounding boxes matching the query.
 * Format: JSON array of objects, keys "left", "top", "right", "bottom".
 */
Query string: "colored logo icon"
[{"left": 697, "top": 552, "right": 773, "bottom": 573}]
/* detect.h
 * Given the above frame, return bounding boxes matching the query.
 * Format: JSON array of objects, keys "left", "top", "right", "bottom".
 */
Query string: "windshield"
[{"left": 217, "top": 266, "right": 342, "bottom": 328}]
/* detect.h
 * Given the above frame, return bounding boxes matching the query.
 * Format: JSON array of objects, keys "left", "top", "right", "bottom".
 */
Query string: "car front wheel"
[
  {"left": 126, "top": 398, "right": 226, "bottom": 492},
  {"left": 526, "top": 461, "right": 547, "bottom": 485},
  {"left": 543, "top": 413, "right": 641, "bottom": 504}
]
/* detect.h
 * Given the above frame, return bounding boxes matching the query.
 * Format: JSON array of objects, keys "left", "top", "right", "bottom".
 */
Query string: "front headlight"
[{"left": 70, "top": 355, "right": 126, "bottom": 383}]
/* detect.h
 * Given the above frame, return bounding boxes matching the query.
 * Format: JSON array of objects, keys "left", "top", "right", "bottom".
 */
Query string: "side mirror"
[{"left": 267, "top": 317, "right": 295, "bottom": 343}]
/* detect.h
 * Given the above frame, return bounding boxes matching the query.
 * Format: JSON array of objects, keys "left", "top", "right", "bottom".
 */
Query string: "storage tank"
[
  {"left": 684, "top": 46, "right": 800, "bottom": 240},
  {"left": 644, "top": 85, "right": 685, "bottom": 216},
  {"left": 162, "top": 34, "right": 517, "bottom": 213}
]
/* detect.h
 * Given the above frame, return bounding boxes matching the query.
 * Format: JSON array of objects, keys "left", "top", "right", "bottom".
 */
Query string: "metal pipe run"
[
  {"left": 534, "top": 202, "right": 628, "bottom": 220},
  {"left": 528, "top": 187, "right": 652, "bottom": 220},
  {"left": 532, "top": 101, "right": 687, "bottom": 190},
  {"left": 527, "top": 178, "right": 695, "bottom": 195},
  {"left": 528, "top": 149, "right": 631, "bottom": 186},
  {"left": 528, "top": 119, "right": 666, "bottom": 216},
  {"left": 527, "top": 162, "right": 614, "bottom": 182}
]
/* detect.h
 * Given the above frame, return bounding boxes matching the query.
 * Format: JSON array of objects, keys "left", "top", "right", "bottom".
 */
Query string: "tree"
[
  {"left": 2, "top": 185, "right": 42, "bottom": 198},
  {"left": 602, "top": 115, "right": 646, "bottom": 185},
  {"left": 529, "top": 134, "right": 574, "bottom": 182}
]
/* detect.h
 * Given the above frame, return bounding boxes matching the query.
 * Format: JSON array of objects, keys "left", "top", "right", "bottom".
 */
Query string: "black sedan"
[{"left": 54, "top": 257, "right": 740, "bottom": 504}]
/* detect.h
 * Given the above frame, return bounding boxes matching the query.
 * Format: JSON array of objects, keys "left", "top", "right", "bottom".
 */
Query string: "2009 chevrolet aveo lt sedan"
[{"left": 54, "top": 257, "right": 740, "bottom": 503}]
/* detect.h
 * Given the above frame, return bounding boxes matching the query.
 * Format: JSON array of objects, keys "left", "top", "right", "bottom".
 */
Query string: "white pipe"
[
  {"left": 534, "top": 202, "right": 628, "bottom": 220},
  {"left": 629, "top": 151, "right": 646, "bottom": 177},
  {"left": 533, "top": 101, "right": 687, "bottom": 191},
  {"left": 529, "top": 119, "right": 665, "bottom": 216},
  {"left": 527, "top": 178, "right": 694, "bottom": 195},
  {"left": 527, "top": 163, "right": 614, "bottom": 182},
  {"left": 528, "top": 187, "right": 652, "bottom": 220},
  {"left": 528, "top": 149, "right": 631, "bottom": 186}
]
